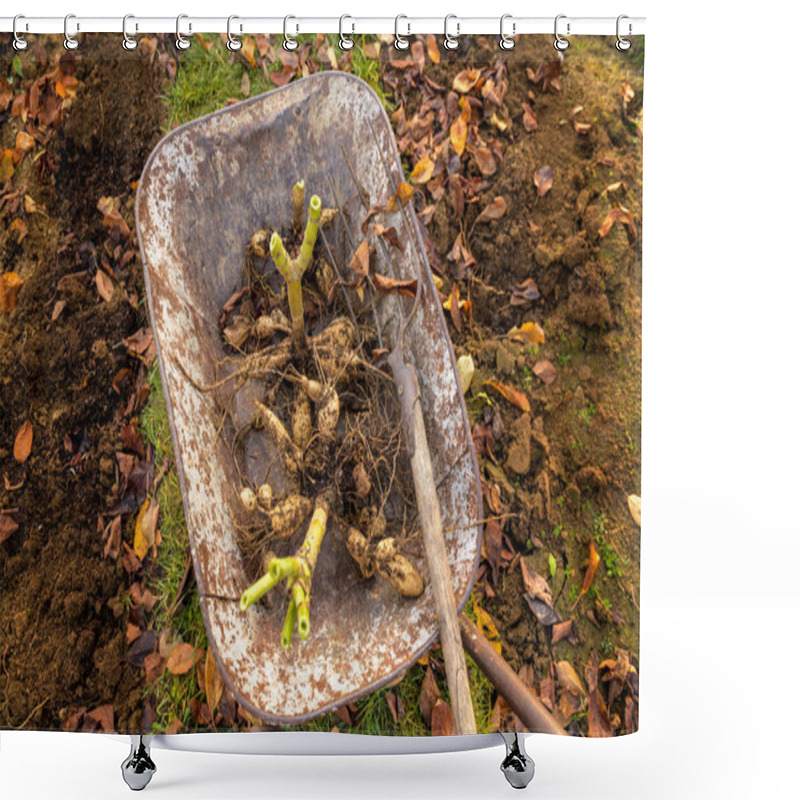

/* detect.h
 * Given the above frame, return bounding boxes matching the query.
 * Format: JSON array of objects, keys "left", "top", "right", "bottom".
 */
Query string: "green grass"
[{"left": 139, "top": 361, "right": 208, "bottom": 732}]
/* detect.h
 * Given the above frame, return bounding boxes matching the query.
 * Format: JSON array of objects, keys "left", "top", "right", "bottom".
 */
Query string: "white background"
[{"left": 2, "top": 1, "right": 798, "bottom": 797}]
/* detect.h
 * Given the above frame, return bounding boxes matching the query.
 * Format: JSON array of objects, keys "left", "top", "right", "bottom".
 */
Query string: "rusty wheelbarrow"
[{"left": 135, "top": 73, "right": 482, "bottom": 726}]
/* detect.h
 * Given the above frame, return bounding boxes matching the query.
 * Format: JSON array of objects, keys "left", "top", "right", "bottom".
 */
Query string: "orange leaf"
[
  {"left": 508, "top": 321, "right": 545, "bottom": 345},
  {"left": 484, "top": 379, "right": 531, "bottom": 413},
  {"left": 571, "top": 541, "right": 601, "bottom": 611},
  {"left": 15, "top": 131, "right": 35, "bottom": 154},
  {"left": 409, "top": 157, "right": 434, "bottom": 185},
  {"left": 474, "top": 605, "right": 502, "bottom": 655},
  {"left": 13, "top": 420, "right": 33, "bottom": 463},
  {"left": 395, "top": 181, "right": 414, "bottom": 206},
  {"left": 241, "top": 36, "right": 257, "bottom": 68},
  {"left": 349, "top": 240, "right": 370, "bottom": 277},
  {"left": 450, "top": 102, "right": 470, "bottom": 157},
  {"left": 203, "top": 650, "right": 225, "bottom": 713},
  {"left": 474, "top": 196, "right": 507, "bottom": 225},
  {"left": 0, "top": 149, "right": 15, "bottom": 181},
  {"left": 598, "top": 206, "right": 637, "bottom": 241},
  {"left": 165, "top": 643, "right": 203, "bottom": 675},
  {"left": 0, "top": 271, "right": 25, "bottom": 313},
  {"left": 426, "top": 34, "right": 440, "bottom": 65},
  {"left": 95, "top": 270, "right": 115, "bottom": 303}
]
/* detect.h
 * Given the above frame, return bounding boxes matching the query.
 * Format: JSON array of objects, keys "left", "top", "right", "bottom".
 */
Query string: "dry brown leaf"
[
  {"left": 165, "top": 643, "right": 203, "bottom": 676},
  {"left": 598, "top": 206, "right": 637, "bottom": 241},
  {"left": 474, "top": 196, "right": 507, "bottom": 225},
  {"left": 13, "top": 420, "right": 33, "bottom": 463},
  {"left": 349, "top": 240, "right": 370, "bottom": 277},
  {"left": 0, "top": 271, "right": 25, "bottom": 313},
  {"left": 410, "top": 157, "right": 435, "bottom": 185},
  {"left": 418, "top": 666, "right": 441, "bottom": 725},
  {"left": 95, "top": 270, "right": 115, "bottom": 303},
  {"left": 551, "top": 620, "right": 573, "bottom": 644},
  {"left": 0, "top": 510, "right": 20, "bottom": 544},
  {"left": 508, "top": 321, "right": 545, "bottom": 345},
  {"left": 510, "top": 278, "right": 541, "bottom": 306},
  {"left": 533, "top": 360, "right": 557, "bottom": 385},
  {"left": 522, "top": 102, "right": 538, "bottom": 132},
  {"left": 87, "top": 704, "right": 115, "bottom": 733},
  {"left": 15, "top": 131, "right": 35, "bottom": 153},
  {"left": 203, "top": 650, "right": 225, "bottom": 713},
  {"left": 534, "top": 165, "right": 554, "bottom": 198},
  {"left": 627, "top": 494, "right": 642, "bottom": 526},
  {"left": 371, "top": 272, "right": 417, "bottom": 297},
  {"left": 474, "top": 147, "right": 497, "bottom": 176},
  {"left": 484, "top": 379, "right": 531, "bottom": 413},
  {"left": 431, "top": 698, "right": 456, "bottom": 736},
  {"left": 556, "top": 661, "right": 586, "bottom": 697},
  {"left": 520, "top": 559, "right": 553, "bottom": 607}
]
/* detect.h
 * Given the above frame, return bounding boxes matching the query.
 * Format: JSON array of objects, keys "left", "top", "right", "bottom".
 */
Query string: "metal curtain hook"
[
  {"left": 394, "top": 15, "right": 410, "bottom": 50},
  {"left": 499, "top": 14, "right": 515, "bottom": 50},
  {"left": 176, "top": 14, "right": 191, "bottom": 50},
  {"left": 554, "top": 14, "right": 570, "bottom": 51},
  {"left": 443, "top": 14, "right": 459, "bottom": 51},
  {"left": 64, "top": 14, "right": 79, "bottom": 50},
  {"left": 283, "top": 15, "right": 299, "bottom": 51},
  {"left": 13, "top": 14, "right": 29, "bottom": 51},
  {"left": 227, "top": 15, "right": 242, "bottom": 51},
  {"left": 616, "top": 14, "right": 632, "bottom": 51},
  {"left": 122, "top": 14, "right": 138, "bottom": 50},
  {"left": 339, "top": 15, "right": 354, "bottom": 51}
]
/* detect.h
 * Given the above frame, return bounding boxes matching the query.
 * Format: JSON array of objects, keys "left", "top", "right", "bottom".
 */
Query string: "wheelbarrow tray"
[{"left": 135, "top": 73, "right": 482, "bottom": 726}]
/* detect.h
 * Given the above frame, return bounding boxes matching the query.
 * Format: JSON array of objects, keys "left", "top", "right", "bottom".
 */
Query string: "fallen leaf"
[
  {"left": 203, "top": 649, "right": 225, "bottom": 713},
  {"left": 484, "top": 379, "right": 531, "bottom": 413},
  {"left": 9, "top": 218, "right": 27, "bottom": 244},
  {"left": 349, "top": 240, "right": 370, "bottom": 277},
  {"left": 166, "top": 643, "right": 203, "bottom": 675},
  {"left": 474, "top": 197, "right": 507, "bottom": 225},
  {"left": 370, "top": 272, "right": 417, "bottom": 297},
  {"left": 453, "top": 69, "right": 481, "bottom": 93},
  {"left": 418, "top": 666, "right": 441, "bottom": 725},
  {"left": 372, "top": 223, "right": 402, "bottom": 250},
  {"left": 0, "top": 271, "right": 25, "bottom": 313},
  {"left": 410, "top": 157, "right": 435, "bottom": 185},
  {"left": 241, "top": 36, "right": 257, "bottom": 68},
  {"left": 51, "top": 299, "right": 67, "bottom": 321},
  {"left": 627, "top": 494, "right": 641, "bottom": 526},
  {"left": 87, "top": 704, "right": 115, "bottom": 733},
  {"left": 510, "top": 279, "right": 541, "bottom": 307},
  {"left": 534, "top": 166, "right": 554, "bottom": 198},
  {"left": 599, "top": 206, "right": 637, "bottom": 240},
  {"left": 551, "top": 620, "right": 573, "bottom": 644},
  {"left": 574, "top": 120, "right": 593, "bottom": 135},
  {"left": 586, "top": 651, "right": 614, "bottom": 736},
  {"left": 533, "top": 360, "right": 557, "bottom": 385},
  {"left": 520, "top": 559, "right": 553, "bottom": 607},
  {"left": 0, "top": 149, "right": 14, "bottom": 181},
  {"left": 389, "top": 181, "right": 414, "bottom": 210},
  {"left": 126, "top": 630, "right": 157, "bottom": 666},
  {"left": 474, "top": 605, "right": 502, "bottom": 654},
  {"left": 450, "top": 102, "right": 470, "bottom": 157},
  {"left": 426, "top": 34, "right": 440, "bottom": 64},
  {"left": 189, "top": 698, "right": 213, "bottom": 725},
  {"left": 95, "top": 270, "right": 115, "bottom": 303},
  {"left": 448, "top": 283, "right": 462, "bottom": 332},
  {"left": 352, "top": 463, "right": 371, "bottom": 499},
  {"left": 474, "top": 147, "right": 497, "bottom": 176},
  {"left": 556, "top": 660, "right": 586, "bottom": 697},
  {"left": 0, "top": 510, "right": 20, "bottom": 544},
  {"left": 431, "top": 699, "right": 455, "bottom": 736},
  {"left": 103, "top": 515, "right": 122, "bottom": 560},
  {"left": 572, "top": 540, "right": 601, "bottom": 610},
  {"left": 133, "top": 499, "right": 159, "bottom": 560},
  {"left": 165, "top": 718, "right": 184, "bottom": 735},
  {"left": 521, "top": 102, "right": 538, "bottom": 132},
  {"left": 508, "top": 321, "right": 545, "bottom": 345},
  {"left": 13, "top": 420, "right": 33, "bottom": 463},
  {"left": 456, "top": 354, "right": 475, "bottom": 394}
]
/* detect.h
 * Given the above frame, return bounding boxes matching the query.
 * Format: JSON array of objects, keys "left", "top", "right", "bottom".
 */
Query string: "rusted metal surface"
[{"left": 135, "top": 73, "right": 482, "bottom": 726}]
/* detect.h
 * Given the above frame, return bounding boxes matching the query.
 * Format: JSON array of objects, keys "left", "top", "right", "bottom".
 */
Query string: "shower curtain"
[{"left": 0, "top": 29, "right": 642, "bottom": 738}]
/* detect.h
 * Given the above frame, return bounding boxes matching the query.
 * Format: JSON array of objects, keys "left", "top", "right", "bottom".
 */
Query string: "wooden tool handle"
[{"left": 409, "top": 396, "right": 477, "bottom": 735}]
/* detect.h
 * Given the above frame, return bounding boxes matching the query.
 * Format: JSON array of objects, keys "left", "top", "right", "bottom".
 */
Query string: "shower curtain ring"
[
  {"left": 339, "top": 15, "right": 354, "bottom": 51},
  {"left": 443, "top": 14, "right": 460, "bottom": 51},
  {"left": 122, "top": 14, "right": 138, "bottom": 50},
  {"left": 64, "top": 14, "right": 79, "bottom": 50},
  {"left": 499, "top": 14, "right": 515, "bottom": 50},
  {"left": 394, "top": 15, "right": 410, "bottom": 50},
  {"left": 176, "top": 14, "right": 191, "bottom": 50},
  {"left": 554, "top": 14, "right": 570, "bottom": 51},
  {"left": 226, "top": 15, "right": 242, "bottom": 51},
  {"left": 283, "top": 16, "right": 299, "bottom": 51},
  {"left": 616, "top": 15, "right": 632, "bottom": 51},
  {"left": 13, "top": 15, "right": 29, "bottom": 51}
]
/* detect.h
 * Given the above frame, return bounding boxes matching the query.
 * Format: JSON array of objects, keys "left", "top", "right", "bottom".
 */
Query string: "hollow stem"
[
  {"left": 239, "top": 569, "right": 280, "bottom": 611},
  {"left": 292, "top": 180, "right": 305, "bottom": 233},
  {"left": 296, "top": 195, "right": 322, "bottom": 276},
  {"left": 281, "top": 599, "right": 297, "bottom": 650}
]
